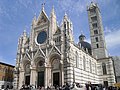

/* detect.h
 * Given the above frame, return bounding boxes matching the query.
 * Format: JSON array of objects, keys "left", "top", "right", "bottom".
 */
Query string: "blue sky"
[{"left": 0, "top": 0, "right": 120, "bottom": 65}]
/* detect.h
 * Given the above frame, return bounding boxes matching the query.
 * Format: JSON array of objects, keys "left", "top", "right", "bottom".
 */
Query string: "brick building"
[{"left": 0, "top": 62, "right": 14, "bottom": 89}]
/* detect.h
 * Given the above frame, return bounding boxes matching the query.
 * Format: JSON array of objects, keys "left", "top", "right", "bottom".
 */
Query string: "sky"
[{"left": 0, "top": 0, "right": 120, "bottom": 66}]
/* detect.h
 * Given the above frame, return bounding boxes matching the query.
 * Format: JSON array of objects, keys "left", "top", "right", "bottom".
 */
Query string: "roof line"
[{"left": 0, "top": 62, "right": 15, "bottom": 67}]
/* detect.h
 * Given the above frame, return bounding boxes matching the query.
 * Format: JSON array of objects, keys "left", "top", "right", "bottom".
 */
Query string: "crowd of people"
[{"left": 20, "top": 83, "right": 120, "bottom": 90}]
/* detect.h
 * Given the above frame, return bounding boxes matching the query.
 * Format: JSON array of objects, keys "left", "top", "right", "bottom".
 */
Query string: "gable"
[
  {"left": 23, "top": 53, "right": 31, "bottom": 61},
  {"left": 33, "top": 48, "right": 45, "bottom": 59},
  {"left": 37, "top": 11, "right": 49, "bottom": 25},
  {"left": 49, "top": 46, "right": 61, "bottom": 56},
  {"left": 55, "top": 27, "right": 61, "bottom": 35}
]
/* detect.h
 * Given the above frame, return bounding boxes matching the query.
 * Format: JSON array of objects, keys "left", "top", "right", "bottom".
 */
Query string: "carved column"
[
  {"left": 60, "top": 55, "right": 64, "bottom": 86},
  {"left": 44, "top": 67, "right": 48, "bottom": 88},
  {"left": 30, "top": 66, "right": 37, "bottom": 86},
  {"left": 18, "top": 70, "right": 24, "bottom": 89},
  {"left": 48, "top": 67, "right": 52, "bottom": 87}
]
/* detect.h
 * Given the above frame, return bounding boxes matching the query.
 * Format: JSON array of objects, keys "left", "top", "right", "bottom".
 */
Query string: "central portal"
[
  {"left": 25, "top": 75, "right": 30, "bottom": 85},
  {"left": 53, "top": 72, "right": 60, "bottom": 86},
  {"left": 37, "top": 71, "right": 44, "bottom": 87}
]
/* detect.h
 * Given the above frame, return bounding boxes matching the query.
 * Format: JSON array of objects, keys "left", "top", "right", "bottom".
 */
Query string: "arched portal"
[
  {"left": 35, "top": 57, "right": 45, "bottom": 87},
  {"left": 49, "top": 54, "right": 61, "bottom": 86},
  {"left": 24, "top": 63, "right": 31, "bottom": 85}
]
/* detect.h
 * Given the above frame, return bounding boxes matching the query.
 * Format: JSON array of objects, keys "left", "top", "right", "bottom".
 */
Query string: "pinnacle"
[
  {"left": 42, "top": 3, "right": 45, "bottom": 11},
  {"left": 51, "top": 5, "right": 55, "bottom": 15}
]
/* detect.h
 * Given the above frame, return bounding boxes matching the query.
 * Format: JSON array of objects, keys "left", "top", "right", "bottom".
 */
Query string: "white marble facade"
[{"left": 14, "top": 2, "right": 116, "bottom": 89}]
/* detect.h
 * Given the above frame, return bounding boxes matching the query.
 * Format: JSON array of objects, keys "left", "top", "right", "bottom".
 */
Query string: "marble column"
[
  {"left": 60, "top": 60, "right": 64, "bottom": 86},
  {"left": 48, "top": 67, "right": 52, "bottom": 87},
  {"left": 44, "top": 67, "right": 48, "bottom": 88},
  {"left": 30, "top": 67, "right": 37, "bottom": 86},
  {"left": 18, "top": 70, "right": 24, "bottom": 89}
]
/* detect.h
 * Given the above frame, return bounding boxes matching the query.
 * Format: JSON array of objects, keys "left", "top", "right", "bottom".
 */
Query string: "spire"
[
  {"left": 37, "top": 1, "right": 49, "bottom": 25},
  {"left": 42, "top": 3, "right": 45, "bottom": 11},
  {"left": 22, "top": 28, "right": 28, "bottom": 47},
  {"left": 64, "top": 12, "right": 68, "bottom": 19},
  {"left": 49, "top": 5, "right": 57, "bottom": 37},
  {"left": 23, "top": 28, "right": 26, "bottom": 33},
  {"left": 50, "top": 5, "right": 56, "bottom": 17},
  {"left": 87, "top": 1, "right": 97, "bottom": 10},
  {"left": 65, "top": 12, "right": 67, "bottom": 16},
  {"left": 23, "top": 28, "right": 27, "bottom": 37},
  {"left": 51, "top": 5, "right": 55, "bottom": 14},
  {"left": 33, "top": 13, "right": 36, "bottom": 20},
  {"left": 32, "top": 13, "right": 36, "bottom": 25}
]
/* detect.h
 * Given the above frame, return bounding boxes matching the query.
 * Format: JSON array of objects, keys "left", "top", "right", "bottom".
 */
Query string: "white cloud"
[
  {"left": 57, "top": 0, "right": 110, "bottom": 17},
  {"left": 57, "top": 0, "right": 90, "bottom": 14},
  {"left": 17, "top": 0, "right": 33, "bottom": 8},
  {"left": 104, "top": 26, "right": 112, "bottom": 33},
  {"left": 105, "top": 29, "right": 120, "bottom": 49},
  {"left": 0, "top": 5, "right": 13, "bottom": 21}
]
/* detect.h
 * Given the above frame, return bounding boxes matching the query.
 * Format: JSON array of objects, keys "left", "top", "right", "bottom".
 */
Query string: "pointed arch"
[
  {"left": 34, "top": 56, "right": 45, "bottom": 68},
  {"left": 102, "top": 63, "right": 107, "bottom": 75},
  {"left": 49, "top": 53, "right": 61, "bottom": 64}
]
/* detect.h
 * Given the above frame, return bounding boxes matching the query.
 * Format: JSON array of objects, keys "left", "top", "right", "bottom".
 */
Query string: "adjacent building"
[
  {"left": 0, "top": 62, "right": 14, "bottom": 89},
  {"left": 112, "top": 56, "right": 120, "bottom": 83},
  {"left": 14, "top": 2, "right": 116, "bottom": 89}
]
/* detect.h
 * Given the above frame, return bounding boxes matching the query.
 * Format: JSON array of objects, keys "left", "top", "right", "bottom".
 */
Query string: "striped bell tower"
[{"left": 87, "top": 2, "right": 108, "bottom": 59}]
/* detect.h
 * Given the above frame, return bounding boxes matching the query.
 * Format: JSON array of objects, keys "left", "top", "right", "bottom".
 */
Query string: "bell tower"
[{"left": 87, "top": 2, "right": 108, "bottom": 59}]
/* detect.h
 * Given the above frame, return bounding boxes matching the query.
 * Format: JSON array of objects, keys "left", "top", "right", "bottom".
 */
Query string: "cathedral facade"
[{"left": 14, "top": 2, "right": 116, "bottom": 89}]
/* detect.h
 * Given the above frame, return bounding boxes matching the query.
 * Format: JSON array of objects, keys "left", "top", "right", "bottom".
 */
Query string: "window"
[
  {"left": 92, "top": 23, "right": 97, "bottom": 28},
  {"left": 64, "top": 22, "right": 66, "bottom": 29},
  {"left": 76, "top": 52, "right": 79, "bottom": 68},
  {"left": 94, "top": 30, "right": 98, "bottom": 34},
  {"left": 3, "top": 67, "right": 7, "bottom": 73},
  {"left": 90, "top": 9, "right": 96, "bottom": 15},
  {"left": 0, "top": 65, "right": 2, "bottom": 71},
  {"left": 102, "top": 63, "right": 107, "bottom": 75},
  {"left": 95, "top": 37, "right": 99, "bottom": 42},
  {"left": 57, "top": 37, "right": 59, "bottom": 42},
  {"left": 95, "top": 63, "right": 97, "bottom": 74},
  {"left": 41, "top": 16, "right": 44, "bottom": 20},
  {"left": 90, "top": 60, "right": 92, "bottom": 72},
  {"left": 2, "top": 76, "right": 5, "bottom": 81},
  {"left": 96, "top": 44, "right": 99, "bottom": 48},
  {"left": 59, "top": 37, "right": 61, "bottom": 42},
  {"left": 91, "top": 16, "right": 97, "bottom": 22},
  {"left": 83, "top": 56, "right": 86, "bottom": 70},
  {"left": 67, "top": 21, "right": 69, "bottom": 29},
  {"left": 55, "top": 36, "right": 61, "bottom": 43}
]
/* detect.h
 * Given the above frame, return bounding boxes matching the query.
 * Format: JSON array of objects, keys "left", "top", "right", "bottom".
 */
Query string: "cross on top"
[{"left": 42, "top": 0, "right": 45, "bottom": 10}]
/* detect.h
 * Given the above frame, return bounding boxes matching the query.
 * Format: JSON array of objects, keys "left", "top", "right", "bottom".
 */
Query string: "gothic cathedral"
[{"left": 14, "top": 2, "right": 116, "bottom": 89}]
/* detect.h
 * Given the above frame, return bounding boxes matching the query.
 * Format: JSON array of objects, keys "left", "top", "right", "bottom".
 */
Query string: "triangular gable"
[
  {"left": 55, "top": 27, "right": 61, "bottom": 35},
  {"left": 37, "top": 10, "right": 49, "bottom": 25},
  {"left": 49, "top": 46, "right": 61, "bottom": 56},
  {"left": 34, "top": 48, "right": 45, "bottom": 59},
  {"left": 23, "top": 53, "right": 31, "bottom": 61}
]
